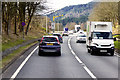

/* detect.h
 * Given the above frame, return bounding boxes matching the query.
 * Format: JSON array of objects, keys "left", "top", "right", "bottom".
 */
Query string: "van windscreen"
[{"left": 92, "top": 32, "right": 113, "bottom": 39}]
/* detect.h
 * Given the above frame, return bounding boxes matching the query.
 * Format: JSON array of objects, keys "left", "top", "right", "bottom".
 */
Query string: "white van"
[{"left": 86, "top": 21, "right": 116, "bottom": 56}]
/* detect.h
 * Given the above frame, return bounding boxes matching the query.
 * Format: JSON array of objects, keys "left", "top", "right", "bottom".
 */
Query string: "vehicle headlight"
[
  {"left": 111, "top": 47, "right": 114, "bottom": 49},
  {"left": 111, "top": 43, "right": 114, "bottom": 46},
  {"left": 93, "top": 43, "right": 99, "bottom": 46}
]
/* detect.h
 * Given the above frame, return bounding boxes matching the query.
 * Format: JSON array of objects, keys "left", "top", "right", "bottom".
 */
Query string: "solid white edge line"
[
  {"left": 10, "top": 46, "right": 39, "bottom": 79},
  {"left": 83, "top": 66, "right": 97, "bottom": 79},
  {"left": 68, "top": 37, "right": 97, "bottom": 79},
  {"left": 75, "top": 56, "right": 83, "bottom": 64}
]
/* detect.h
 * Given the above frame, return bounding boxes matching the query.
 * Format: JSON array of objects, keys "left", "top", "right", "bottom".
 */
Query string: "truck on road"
[{"left": 86, "top": 21, "right": 116, "bottom": 56}]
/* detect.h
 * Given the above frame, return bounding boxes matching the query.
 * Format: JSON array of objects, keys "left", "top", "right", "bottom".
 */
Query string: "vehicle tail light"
[
  {"left": 40, "top": 37, "right": 44, "bottom": 43},
  {"left": 60, "top": 36, "right": 62, "bottom": 39},
  {"left": 56, "top": 38, "right": 60, "bottom": 44}
]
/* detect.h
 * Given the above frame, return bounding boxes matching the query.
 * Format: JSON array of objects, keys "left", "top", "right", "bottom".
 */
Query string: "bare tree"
[
  {"left": 89, "top": 2, "right": 118, "bottom": 28},
  {"left": 2, "top": 2, "right": 15, "bottom": 35},
  {"left": 25, "top": 1, "right": 46, "bottom": 35},
  {"left": 2, "top": 0, "right": 46, "bottom": 36}
]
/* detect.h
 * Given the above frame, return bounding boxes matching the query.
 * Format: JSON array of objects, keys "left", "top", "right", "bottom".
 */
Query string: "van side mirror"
[
  {"left": 113, "top": 37, "right": 116, "bottom": 41},
  {"left": 89, "top": 37, "right": 92, "bottom": 40}
]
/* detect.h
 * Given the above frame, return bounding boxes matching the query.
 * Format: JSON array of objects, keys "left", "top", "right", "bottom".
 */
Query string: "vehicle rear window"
[
  {"left": 80, "top": 35, "right": 86, "bottom": 37},
  {"left": 53, "top": 34, "right": 60, "bottom": 37},
  {"left": 77, "top": 34, "right": 86, "bottom": 37},
  {"left": 42, "top": 37, "right": 58, "bottom": 42}
]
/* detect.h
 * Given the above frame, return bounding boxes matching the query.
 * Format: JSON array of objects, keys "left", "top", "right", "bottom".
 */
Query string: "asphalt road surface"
[{"left": 2, "top": 34, "right": 119, "bottom": 80}]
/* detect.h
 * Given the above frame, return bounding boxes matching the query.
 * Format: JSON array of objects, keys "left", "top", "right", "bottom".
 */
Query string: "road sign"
[
  {"left": 64, "top": 27, "right": 68, "bottom": 31},
  {"left": 22, "top": 22, "right": 25, "bottom": 26},
  {"left": 51, "top": 23, "right": 55, "bottom": 29}
]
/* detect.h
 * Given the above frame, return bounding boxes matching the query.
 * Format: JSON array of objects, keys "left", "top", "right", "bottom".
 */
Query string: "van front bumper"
[{"left": 90, "top": 46, "right": 114, "bottom": 53}]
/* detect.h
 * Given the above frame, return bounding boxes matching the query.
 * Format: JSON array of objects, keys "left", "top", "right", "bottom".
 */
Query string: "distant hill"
[{"left": 47, "top": 2, "right": 96, "bottom": 26}]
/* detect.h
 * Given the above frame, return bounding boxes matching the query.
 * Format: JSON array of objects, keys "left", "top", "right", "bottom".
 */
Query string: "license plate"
[
  {"left": 44, "top": 50, "right": 56, "bottom": 52},
  {"left": 100, "top": 50, "right": 107, "bottom": 52},
  {"left": 47, "top": 43, "right": 53, "bottom": 45}
]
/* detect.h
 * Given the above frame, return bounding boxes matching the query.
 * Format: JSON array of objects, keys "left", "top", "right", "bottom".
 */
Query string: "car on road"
[
  {"left": 77, "top": 30, "right": 85, "bottom": 34},
  {"left": 62, "top": 31, "right": 69, "bottom": 36},
  {"left": 76, "top": 34, "right": 86, "bottom": 43},
  {"left": 68, "top": 30, "right": 74, "bottom": 34},
  {"left": 38, "top": 36, "right": 61, "bottom": 56},
  {"left": 53, "top": 33, "right": 63, "bottom": 43}
]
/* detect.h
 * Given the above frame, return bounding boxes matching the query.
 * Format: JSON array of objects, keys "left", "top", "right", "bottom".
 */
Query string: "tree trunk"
[
  {"left": 19, "top": 2, "right": 26, "bottom": 32},
  {"left": 25, "top": 5, "right": 36, "bottom": 35},
  {"left": 6, "top": 3, "right": 10, "bottom": 35},
  {"left": 25, "top": 16, "right": 32, "bottom": 35},
  {"left": 14, "top": 13, "right": 17, "bottom": 34},
  {"left": 14, "top": 2, "right": 17, "bottom": 34},
  {"left": 118, "top": 2, "right": 120, "bottom": 25}
]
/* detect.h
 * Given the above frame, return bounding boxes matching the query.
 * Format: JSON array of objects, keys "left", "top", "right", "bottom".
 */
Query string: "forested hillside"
[{"left": 47, "top": 2, "right": 95, "bottom": 26}]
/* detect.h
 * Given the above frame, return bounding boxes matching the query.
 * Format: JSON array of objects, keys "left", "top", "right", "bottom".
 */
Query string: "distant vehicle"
[
  {"left": 62, "top": 31, "right": 69, "bottom": 36},
  {"left": 86, "top": 21, "right": 116, "bottom": 56},
  {"left": 77, "top": 30, "right": 85, "bottom": 34},
  {"left": 75, "top": 25, "right": 81, "bottom": 32},
  {"left": 53, "top": 33, "right": 63, "bottom": 43},
  {"left": 38, "top": 36, "right": 61, "bottom": 56},
  {"left": 76, "top": 34, "right": 86, "bottom": 43},
  {"left": 73, "top": 30, "right": 76, "bottom": 33},
  {"left": 68, "top": 30, "right": 74, "bottom": 34}
]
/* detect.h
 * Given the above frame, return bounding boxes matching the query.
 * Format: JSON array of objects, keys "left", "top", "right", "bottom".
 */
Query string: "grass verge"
[
  {"left": 114, "top": 41, "right": 120, "bottom": 49},
  {"left": 2, "top": 39, "right": 25, "bottom": 52},
  {"left": 2, "top": 36, "right": 37, "bottom": 52},
  {"left": 1, "top": 41, "right": 37, "bottom": 70}
]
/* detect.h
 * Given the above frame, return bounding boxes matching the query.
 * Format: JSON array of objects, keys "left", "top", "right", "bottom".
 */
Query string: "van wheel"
[
  {"left": 88, "top": 49, "right": 90, "bottom": 53},
  {"left": 110, "top": 52, "right": 114, "bottom": 56},
  {"left": 90, "top": 49, "right": 94, "bottom": 55}
]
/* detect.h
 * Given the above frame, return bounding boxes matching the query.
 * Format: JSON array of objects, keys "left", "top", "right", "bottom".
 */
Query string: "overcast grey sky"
[{"left": 45, "top": 0, "right": 93, "bottom": 10}]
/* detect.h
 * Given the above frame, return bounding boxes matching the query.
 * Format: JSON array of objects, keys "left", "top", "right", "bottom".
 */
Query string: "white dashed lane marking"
[{"left": 68, "top": 37, "right": 97, "bottom": 80}]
